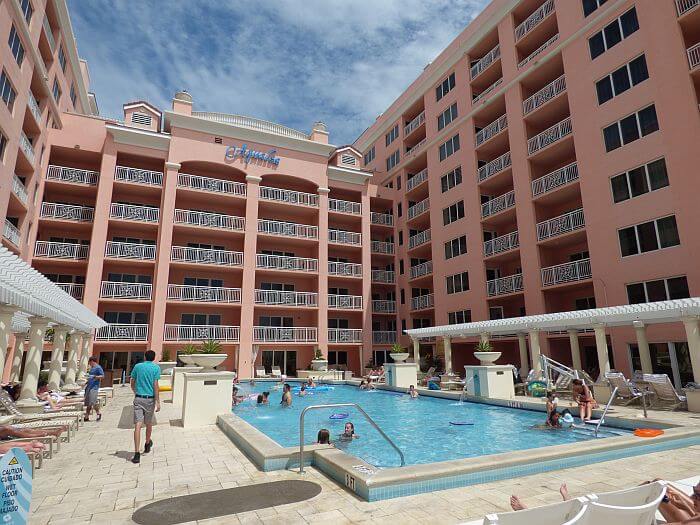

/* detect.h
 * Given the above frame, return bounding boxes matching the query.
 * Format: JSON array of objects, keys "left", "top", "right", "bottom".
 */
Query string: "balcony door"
[{"left": 261, "top": 350, "right": 297, "bottom": 376}]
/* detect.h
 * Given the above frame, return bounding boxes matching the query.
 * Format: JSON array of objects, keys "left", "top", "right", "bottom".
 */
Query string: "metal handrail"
[
  {"left": 594, "top": 386, "right": 618, "bottom": 437},
  {"left": 299, "top": 403, "right": 405, "bottom": 474},
  {"left": 540, "top": 354, "right": 580, "bottom": 390}
]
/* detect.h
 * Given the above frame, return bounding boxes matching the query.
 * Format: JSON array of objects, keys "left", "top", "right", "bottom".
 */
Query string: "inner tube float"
[
  {"left": 634, "top": 428, "right": 664, "bottom": 438},
  {"left": 449, "top": 421, "right": 474, "bottom": 426},
  {"left": 293, "top": 385, "right": 334, "bottom": 392},
  {"left": 329, "top": 413, "right": 349, "bottom": 420}
]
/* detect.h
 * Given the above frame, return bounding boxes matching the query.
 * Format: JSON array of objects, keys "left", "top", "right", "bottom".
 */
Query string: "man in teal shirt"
[{"left": 129, "top": 350, "right": 161, "bottom": 464}]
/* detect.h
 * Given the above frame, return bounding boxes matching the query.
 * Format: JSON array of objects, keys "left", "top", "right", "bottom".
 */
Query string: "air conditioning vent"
[
  {"left": 341, "top": 154, "right": 356, "bottom": 166},
  {"left": 131, "top": 112, "right": 152, "bottom": 126}
]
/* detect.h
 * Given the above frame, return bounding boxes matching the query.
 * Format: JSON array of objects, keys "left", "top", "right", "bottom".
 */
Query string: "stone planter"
[
  {"left": 686, "top": 389, "right": 700, "bottom": 413},
  {"left": 390, "top": 352, "right": 410, "bottom": 363},
  {"left": 158, "top": 361, "right": 177, "bottom": 376},
  {"left": 474, "top": 351, "right": 502, "bottom": 365},
  {"left": 179, "top": 355, "right": 196, "bottom": 366},
  {"left": 191, "top": 354, "right": 227, "bottom": 371},
  {"left": 310, "top": 359, "right": 328, "bottom": 371}
]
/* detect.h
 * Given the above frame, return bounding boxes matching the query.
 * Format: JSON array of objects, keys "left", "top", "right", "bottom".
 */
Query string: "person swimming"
[
  {"left": 316, "top": 428, "right": 332, "bottom": 445},
  {"left": 359, "top": 380, "right": 375, "bottom": 390},
  {"left": 408, "top": 385, "right": 419, "bottom": 398},
  {"left": 307, "top": 377, "right": 316, "bottom": 388},
  {"left": 547, "top": 410, "right": 562, "bottom": 428},
  {"left": 281, "top": 384, "right": 292, "bottom": 407},
  {"left": 299, "top": 385, "right": 307, "bottom": 396},
  {"left": 339, "top": 422, "right": 359, "bottom": 441}
]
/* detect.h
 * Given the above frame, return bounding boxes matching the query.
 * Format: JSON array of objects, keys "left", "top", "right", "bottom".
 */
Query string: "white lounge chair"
[
  {"left": 585, "top": 480, "right": 666, "bottom": 507},
  {"left": 605, "top": 372, "right": 646, "bottom": 406},
  {"left": 271, "top": 366, "right": 282, "bottom": 378},
  {"left": 582, "top": 482, "right": 666, "bottom": 524},
  {"left": 255, "top": 366, "right": 269, "bottom": 378},
  {"left": 483, "top": 497, "right": 588, "bottom": 525},
  {"left": 637, "top": 373, "right": 687, "bottom": 410}
]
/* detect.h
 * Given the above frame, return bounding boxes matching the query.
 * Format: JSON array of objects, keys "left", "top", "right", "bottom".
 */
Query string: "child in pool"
[
  {"left": 299, "top": 385, "right": 307, "bottom": 396},
  {"left": 339, "top": 422, "right": 359, "bottom": 441},
  {"left": 316, "top": 428, "right": 332, "bottom": 445},
  {"left": 408, "top": 385, "right": 419, "bottom": 398}
]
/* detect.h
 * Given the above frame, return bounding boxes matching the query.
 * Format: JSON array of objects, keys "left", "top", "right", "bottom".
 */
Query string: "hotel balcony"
[
  {"left": 110, "top": 203, "right": 159, "bottom": 223},
  {"left": 537, "top": 208, "right": 585, "bottom": 242},
  {"left": 410, "top": 261, "right": 433, "bottom": 280},
  {"left": 371, "top": 240, "right": 395, "bottom": 255},
  {"left": 688, "top": 43, "right": 700, "bottom": 70},
  {"left": 34, "top": 241, "right": 89, "bottom": 260},
  {"left": 481, "top": 190, "right": 515, "bottom": 219},
  {"left": 371, "top": 269, "right": 395, "bottom": 284},
  {"left": 100, "top": 281, "right": 152, "bottom": 300},
  {"left": 27, "top": 92, "right": 41, "bottom": 124},
  {"left": 164, "top": 324, "right": 240, "bottom": 342},
  {"left": 523, "top": 75, "right": 566, "bottom": 116},
  {"left": 328, "top": 294, "right": 362, "bottom": 310},
  {"left": 173, "top": 209, "right": 245, "bottom": 231},
  {"left": 95, "top": 324, "right": 148, "bottom": 342},
  {"left": 328, "top": 328, "right": 362, "bottom": 344},
  {"left": 171, "top": 246, "right": 243, "bottom": 267},
  {"left": 484, "top": 231, "right": 519, "bottom": 257},
  {"left": 518, "top": 33, "right": 559, "bottom": 69},
  {"left": 470, "top": 44, "right": 500, "bottom": 80},
  {"left": 475, "top": 114, "right": 508, "bottom": 147},
  {"left": 259, "top": 186, "right": 318, "bottom": 207},
  {"left": 254, "top": 290, "right": 318, "bottom": 307},
  {"left": 3, "top": 220, "right": 20, "bottom": 247},
  {"left": 406, "top": 137, "right": 427, "bottom": 157},
  {"left": 527, "top": 116, "right": 572, "bottom": 156},
  {"left": 487, "top": 273, "right": 524, "bottom": 297},
  {"left": 46, "top": 165, "right": 99, "bottom": 186},
  {"left": 404, "top": 111, "right": 425, "bottom": 137},
  {"left": 258, "top": 219, "right": 318, "bottom": 240},
  {"left": 328, "top": 229, "right": 361, "bottom": 246},
  {"left": 19, "top": 132, "right": 35, "bottom": 165},
  {"left": 408, "top": 198, "right": 430, "bottom": 221},
  {"left": 541, "top": 258, "right": 592, "bottom": 287},
  {"left": 105, "top": 241, "right": 156, "bottom": 261},
  {"left": 57, "top": 283, "right": 84, "bottom": 301},
  {"left": 12, "top": 175, "right": 28, "bottom": 206},
  {"left": 177, "top": 173, "right": 246, "bottom": 197},
  {"left": 406, "top": 168, "right": 428, "bottom": 193},
  {"left": 515, "top": 0, "right": 555, "bottom": 42},
  {"left": 411, "top": 293, "right": 434, "bottom": 311},
  {"left": 167, "top": 284, "right": 242, "bottom": 303},
  {"left": 42, "top": 16, "right": 55, "bottom": 50},
  {"left": 408, "top": 229, "right": 431, "bottom": 250},
  {"left": 531, "top": 162, "right": 579, "bottom": 197},
  {"left": 329, "top": 198, "right": 361, "bottom": 215},
  {"left": 478, "top": 152, "right": 512, "bottom": 183},
  {"left": 372, "top": 300, "right": 396, "bottom": 314},
  {"left": 370, "top": 212, "right": 393, "bottom": 227},
  {"left": 472, "top": 77, "right": 503, "bottom": 104},
  {"left": 115, "top": 166, "right": 163, "bottom": 186},
  {"left": 253, "top": 326, "right": 318, "bottom": 343},
  {"left": 372, "top": 331, "right": 397, "bottom": 345},
  {"left": 40, "top": 202, "right": 95, "bottom": 222},
  {"left": 677, "top": 0, "right": 699, "bottom": 16},
  {"left": 256, "top": 253, "right": 318, "bottom": 272},
  {"left": 329, "top": 261, "right": 363, "bottom": 278}
]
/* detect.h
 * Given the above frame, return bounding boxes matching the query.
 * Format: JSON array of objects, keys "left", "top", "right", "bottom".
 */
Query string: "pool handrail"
[
  {"left": 298, "top": 403, "right": 405, "bottom": 474},
  {"left": 594, "top": 386, "right": 618, "bottom": 437}
]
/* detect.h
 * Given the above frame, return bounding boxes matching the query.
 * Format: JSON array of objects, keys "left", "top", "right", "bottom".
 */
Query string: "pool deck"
[{"left": 29, "top": 386, "right": 700, "bottom": 524}]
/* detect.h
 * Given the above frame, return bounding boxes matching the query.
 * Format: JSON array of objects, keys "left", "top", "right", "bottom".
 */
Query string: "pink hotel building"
[{"left": 1, "top": 0, "right": 700, "bottom": 383}]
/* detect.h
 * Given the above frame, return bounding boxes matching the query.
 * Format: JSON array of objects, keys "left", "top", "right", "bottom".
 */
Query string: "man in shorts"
[
  {"left": 129, "top": 350, "right": 161, "bottom": 464},
  {"left": 84, "top": 357, "right": 104, "bottom": 422}
]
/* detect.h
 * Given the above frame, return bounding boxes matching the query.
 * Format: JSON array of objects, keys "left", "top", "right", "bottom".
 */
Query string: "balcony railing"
[
  {"left": 328, "top": 329, "right": 362, "bottom": 343},
  {"left": 40, "top": 202, "right": 94, "bottom": 222},
  {"left": 171, "top": 246, "right": 243, "bottom": 266},
  {"left": 541, "top": 258, "right": 592, "bottom": 287},
  {"left": 173, "top": 209, "right": 244, "bottom": 231},
  {"left": 371, "top": 212, "right": 393, "bottom": 226},
  {"left": 470, "top": 44, "right": 500, "bottom": 80},
  {"left": 328, "top": 294, "right": 362, "bottom": 310},
  {"left": 258, "top": 219, "right": 318, "bottom": 239},
  {"left": 259, "top": 186, "right": 318, "bottom": 207},
  {"left": 537, "top": 208, "right": 585, "bottom": 241},
  {"left": 527, "top": 116, "right": 572, "bottom": 156},
  {"left": 487, "top": 273, "right": 523, "bottom": 297},
  {"left": 404, "top": 111, "right": 425, "bottom": 136},
  {"left": 164, "top": 324, "right": 240, "bottom": 342},
  {"left": 406, "top": 168, "right": 428, "bottom": 192},
  {"left": 408, "top": 198, "right": 430, "bottom": 220},
  {"left": 95, "top": 324, "right": 148, "bottom": 342},
  {"left": 114, "top": 166, "right": 163, "bottom": 186},
  {"left": 373, "top": 331, "right": 397, "bottom": 344},
  {"left": 475, "top": 114, "right": 508, "bottom": 147},
  {"left": 515, "top": 0, "right": 555, "bottom": 41},
  {"left": 105, "top": 241, "right": 156, "bottom": 260},
  {"left": 372, "top": 300, "right": 396, "bottom": 313},
  {"left": 12, "top": 174, "right": 28, "bottom": 205},
  {"left": 688, "top": 43, "right": 700, "bottom": 70},
  {"left": 253, "top": 326, "right": 318, "bottom": 343},
  {"left": 408, "top": 229, "right": 431, "bottom": 249},
  {"left": 518, "top": 33, "right": 559, "bottom": 69},
  {"left": 328, "top": 229, "right": 361, "bottom": 245},
  {"left": 481, "top": 190, "right": 515, "bottom": 218},
  {"left": 256, "top": 253, "right": 318, "bottom": 272},
  {"left": 34, "top": 241, "right": 88, "bottom": 260},
  {"left": 46, "top": 165, "right": 99, "bottom": 186},
  {"left": 42, "top": 16, "right": 55, "bottom": 50},
  {"left": 27, "top": 92, "right": 41, "bottom": 123},
  {"left": 329, "top": 198, "right": 361, "bottom": 215},
  {"left": 100, "top": 281, "right": 152, "bottom": 300},
  {"left": 255, "top": 290, "right": 318, "bottom": 307},
  {"left": 472, "top": 77, "right": 503, "bottom": 104},
  {"left": 177, "top": 173, "right": 246, "bottom": 196},
  {"left": 484, "top": 231, "right": 519, "bottom": 257},
  {"left": 478, "top": 151, "right": 512, "bottom": 182},
  {"left": 410, "top": 261, "right": 432, "bottom": 280},
  {"left": 57, "top": 283, "right": 84, "bottom": 300},
  {"left": 3, "top": 220, "right": 20, "bottom": 247},
  {"left": 167, "top": 284, "right": 241, "bottom": 303},
  {"left": 677, "top": 0, "right": 699, "bottom": 16},
  {"left": 411, "top": 294, "right": 434, "bottom": 311},
  {"left": 406, "top": 137, "right": 427, "bottom": 157},
  {"left": 371, "top": 269, "right": 395, "bottom": 283},
  {"left": 329, "top": 261, "right": 363, "bottom": 277},
  {"left": 531, "top": 162, "right": 579, "bottom": 197},
  {"left": 371, "top": 240, "right": 395, "bottom": 255},
  {"left": 19, "top": 132, "right": 34, "bottom": 164},
  {"left": 523, "top": 75, "right": 566, "bottom": 116},
  {"left": 110, "top": 203, "right": 159, "bottom": 223}
]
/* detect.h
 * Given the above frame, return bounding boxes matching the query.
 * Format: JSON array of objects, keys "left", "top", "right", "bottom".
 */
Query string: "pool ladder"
[
  {"left": 298, "top": 403, "right": 405, "bottom": 474},
  {"left": 593, "top": 386, "right": 618, "bottom": 437}
]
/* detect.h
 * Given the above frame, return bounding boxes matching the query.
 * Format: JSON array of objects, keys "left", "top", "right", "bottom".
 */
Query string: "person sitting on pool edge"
[
  {"left": 339, "top": 422, "right": 359, "bottom": 441},
  {"left": 408, "top": 385, "right": 419, "bottom": 398},
  {"left": 572, "top": 379, "right": 596, "bottom": 422},
  {"left": 316, "top": 428, "right": 332, "bottom": 445},
  {"left": 281, "top": 384, "right": 292, "bottom": 407}
]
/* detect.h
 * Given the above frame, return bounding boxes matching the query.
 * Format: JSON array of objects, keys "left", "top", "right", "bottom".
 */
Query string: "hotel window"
[
  {"left": 413, "top": 318, "right": 431, "bottom": 329},
  {"left": 397, "top": 202, "right": 402, "bottom": 217},
  {"left": 107, "top": 273, "right": 152, "bottom": 284},
  {"left": 20, "top": 0, "right": 33, "bottom": 23},
  {"left": 582, "top": 0, "right": 607, "bottom": 17},
  {"left": 103, "top": 312, "right": 148, "bottom": 324},
  {"left": 259, "top": 316, "right": 293, "bottom": 327},
  {"left": 328, "top": 351, "right": 348, "bottom": 366},
  {"left": 385, "top": 124, "right": 399, "bottom": 146},
  {"left": 444, "top": 235, "right": 467, "bottom": 259},
  {"left": 8, "top": 26, "right": 25, "bottom": 67},
  {"left": 363, "top": 145, "right": 375, "bottom": 165},
  {"left": 489, "top": 307, "right": 504, "bottom": 320},
  {"left": 611, "top": 158, "right": 669, "bottom": 203},
  {"left": 442, "top": 201, "right": 464, "bottom": 226},
  {"left": 437, "top": 102, "right": 458, "bottom": 131},
  {"left": 400, "top": 289, "right": 405, "bottom": 304},
  {"left": 448, "top": 310, "right": 471, "bottom": 325},
  {"left": 181, "top": 313, "right": 221, "bottom": 326},
  {"left": 386, "top": 150, "right": 400, "bottom": 170},
  {"left": 398, "top": 231, "right": 403, "bottom": 245},
  {"left": 618, "top": 215, "right": 680, "bottom": 257},
  {"left": 441, "top": 166, "right": 462, "bottom": 193},
  {"left": 0, "top": 130, "right": 6, "bottom": 163},
  {"left": 52, "top": 78, "right": 61, "bottom": 102},
  {"left": 401, "top": 319, "right": 407, "bottom": 332},
  {"left": 396, "top": 175, "right": 402, "bottom": 190},
  {"left": 399, "top": 259, "right": 404, "bottom": 275},
  {"left": 447, "top": 272, "right": 469, "bottom": 294},
  {"left": 596, "top": 55, "right": 648, "bottom": 105},
  {"left": 603, "top": 105, "right": 658, "bottom": 152},
  {"left": 627, "top": 276, "right": 690, "bottom": 304},
  {"left": 70, "top": 84, "right": 77, "bottom": 106},
  {"left": 439, "top": 134, "right": 460, "bottom": 161},
  {"left": 58, "top": 46, "right": 67, "bottom": 71},
  {"left": 575, "top": 297, "right": 596, "bottom": 310},
  {"left": 436, "top": 72, "right": 456, "bottom": 101},
  {"left": 183, "top": 277, "right": 223, "bottom": 287},
  {"left": 588, "top": 8, "right": 639, "bottom": 60},
  {"left": 0, "top": 71, "right": 16, "bottom": 111}
]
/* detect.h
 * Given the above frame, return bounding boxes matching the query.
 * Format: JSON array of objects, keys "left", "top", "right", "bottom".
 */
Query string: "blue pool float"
[
  {"left": 449, "top": 421, "right": 474, "bottom": 426},
  {"left": 329, "top": 413, "right": 349, "bottom": 420},
  {"left": 292, "top": 385, "right": 334, "bottom": 392}
]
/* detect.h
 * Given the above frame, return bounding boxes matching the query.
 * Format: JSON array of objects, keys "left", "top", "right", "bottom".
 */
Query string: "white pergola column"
[
  {"left": 78, "top": 332, "right": 91, "bottom": 379},
  {"left": 47, "top": 325, "right": 69, "bottom": 391},
  {"left": 17, "top": 318, "right": 51, "bottom": 407},
  {"left": 567, "top": 329, "right": 582, "bottom": 372},
  {"left": 411, "top": 337, "right": 420, "bottom": 364},
  {"left": 593, "top": 324, "right": 610, "bottom": 381},
  {"left": 528, "top": 330, "right": 541, "bottom": 372},
  {"left": 517, "top": 333, "right": 529, "bottom": 377},
  {"left": 0, "top": 306, "right": 16, "bottom": 376},
  {"left": 63, "top": 330, "right": 80, "bottom": 387},
  {"left": 633, "top": 321, "right": 653, "bottom": 374},
  {"left": 682, "top": 317, "right": 700, "bottom": 383},
  {"left": 443, "top": 336, "right": 453, "bottom": 374},
  {"left": 9, "top": 335, "right": 24, "bottom": 382}
]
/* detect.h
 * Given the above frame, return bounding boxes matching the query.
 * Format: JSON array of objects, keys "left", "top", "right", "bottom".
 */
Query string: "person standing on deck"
[
  {"left": 130, "top": 350, "right": 161, "bottom": 464},
  {"left": 84, "top": 356, "right": 104, "bottom": 422}
]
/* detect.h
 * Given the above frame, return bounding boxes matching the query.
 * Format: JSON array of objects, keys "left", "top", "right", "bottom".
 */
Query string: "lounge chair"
[
  {"left": 0, "top": 445, "right": 43, "bottom": 471},
  {"left": 418, "top": 367, "right": 437, "bottom": 386},
  {"left": 636, "top": 373, "right": 687, "bottom": 410},
  {"left": 582, "top": 481, "right": 667, "bottom": 524},
  {"left": 0, "top": 390, "right": 84, "bottom": 426},
  {"left": 271, "top": 366, "right": 282, "bottom": 378},
  {"left": 255, "top": 366, "right": 269, "bottom": 378},
  {"left": 585, "top": 480, "right": 666, "bottom": 507},
  {"left": 605, "top": 372, "right": 646, "bottom": 406},
  {"left": 483, "top": 497, "right": 588, "bottom": 524}
]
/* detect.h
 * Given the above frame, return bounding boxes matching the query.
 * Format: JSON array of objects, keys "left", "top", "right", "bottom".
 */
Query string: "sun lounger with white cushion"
[
  {"left": 271, "top": 366, "right": 282, "bottom": 378},
  {"left": 483, "top": 497, "right": 589, "bottom": 525},
  {"left": 636, "top": 373, "right": 687, "bottom": 410},
  {"left": 255, "top": 366, "right": 269, "bottom": 378},
  {"left": 581, "top": 482, "right": 666, "bottom": 524},
  {"left": 605, "top": 372, "right": 646, "bottom": 406}
]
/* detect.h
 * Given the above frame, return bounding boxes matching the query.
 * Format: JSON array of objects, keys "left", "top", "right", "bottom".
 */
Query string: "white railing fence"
[
  {"left": 328, "top": 294, "right": 362, "bottom": 309},
  {"left": 470, "top": 44, "right": 500, "bottom": 79},
  {"left": 487, "top": 273, "right": 524, "bottom": 297},
  {"left": 171, "top": 246, "right": 243, "bottom": 266},
  {"left": 105, "top": 241, "right": 156, "bottom": 260},
  {"left": 253, "top": 327, "right": 318, "bottom": 343},
  {"left": 483, "top": 231, "right": 519, "bottom": 257},
  {"left": 254, "top": 290, "right": 318, "bottom": 307},
  {"left": 410, "top": 261, "right": 432, "bottom": 279},
  {"left": 173, "top": 209, "right": 245, "bottom": 230},
  {"left": 110, "top": 203, "right": 159, "bottom": 223},
  {"left": 40, "top": 202, "right": 94, "bottom": 222},
  {"left": 541, "top": 258, "right": 592, "bottom": 286},
  {"left": 537, "top": 208, "right": 585, "bottom": 241},
  {"left": 177, "top": 173, "right": 246, "bottom": 196},
  {"left": 330, "top": 261, "right": 363, "bottom": 277},
  {"left": 259, "top": 186, "right": 318, "bottom": 207},
  {"left": 531, "top": 162, "right": 579, "bottom": 197},
  {"left": 167, "top": 284, "right": 241, "bottom": 303},
  {"left": 328, "top": 329, "right": 362, "bottom": 343},
  {"left": 527, "top": 116, "right": 572, "bottom": 156},
  {"left": 515, "top": 0, "right": 555, "bottom": 41},
  {"left": 523, "top": 74, "right": 566, "bottom": 115},
  {"left": 46, "top": 165, "right": 99, "bottom": 185},
  {"left": 164, "top": 324, "right": 240, "bottom": 342},
  {"left": 115, "top": 166, "right": 163, "bottom": 186},
  {"left": 481, "top": 190, "right": 515, "bottom": 218},
  {"left": 329, "top": 198, "right": 361, "bottom": 215},
  {"left": 406, "top": 168, "right": 428, "bottom": 191},
  {"left": 100, "top": 281, "right": 152, "bottom": 300},
  {"left": 34, "top": 241, "right": 89, "bottom": 259},
  {"left": 475, "top": 114, "right": 508, "bottom": 146},
  {"left": 258, "top": 219, "right": 318, "bottom": 239},
  {"left": 95, "top": 324, "right": 148, "bottom": 341},
  {"left": 256, "top": 254, "right": 318, "bottom": 272}
]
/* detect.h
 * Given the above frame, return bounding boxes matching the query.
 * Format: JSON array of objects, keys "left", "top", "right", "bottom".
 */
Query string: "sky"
[{"left": 68, "top": 1, "right": 489, "bottom": 145}]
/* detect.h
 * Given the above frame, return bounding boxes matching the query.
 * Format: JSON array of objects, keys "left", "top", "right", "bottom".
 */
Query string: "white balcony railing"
[
  {"left": 46, "top": 165, "right": 99, "bottom": 186},
  {"left": 372, "top": 331, "right": 397, "bottom": 344},
  {"left": 56, "top": 283, "right": 84, "bottom": 300},
  {"left": 167, "top": 284, "right": 241, "bottom": 303},
  {"left": 328, "top": 229, "right": 361, "bottom": 245},
  {"left": 478, "top": 151, "right": 512, "bottom": 182},
  {"left": 164, "top": 324, "right": 240, "bottom": 342},
  {"left": 328, "top": 328, "right": 362, "bottom": 343},
  {"left": 27, "top": 92, "right": 41, "bottom": 123},
  {"left": 537, "top": 208, "right": 585, "bottom": 241},
  {"left": 256, "top": 254, "right": 318, "bottom": 272},
  {"left": 19, "top": 132, "right": 34, "bottom": 164},
  {"left": 258, "top": 219, "right": 318, "bottom": 239},
  {"left": 481, "top": 190, "right": 515, "bottom": 218},
  {"left": 404, "top": 111, "right": 425, "bottom": 136},
  {"left": 177, "top": 173, "right": 246, "bottom": 196},
  {"left": 470, "top": 44, "right": 500, "bottom": 79},
  {"left": 171, "top": 246, "right": 243, "bottom": 266},
  {"left": 329, "top": 198, "right": 361, "bottom": 215},
  {"left": 688, "top": 43, "right": 700, "bottom": 70},
  {"left": 677, "top": 0, "right": 699, "bottom": 16},
  {"left": 371, "top": 212, "right": 393, "bottom": 226},
  {"left": 34, "top": 241, "right": 88, "bottom": 260},
  {"left": 42, "top": 16, "right": 55, "bottom": 50},
  {"left": 406, "top": 137, "right": 427, "bottom": 156},
  {"left": 372, "top": 300, "right": 396, "bottom": 313},
  {"left": 110, "top": 203, "right": 159, "bottom": 223},
  {"left": 475, "top": 114, "right": 508, "bottom": 147},
  {"left": 527, "top": 116, "right": 572, "bottom": 156},
  {"left": 255, "top": 290, "right": 318, "bottom": 307},
  {"left": 371, "top": 269, "right": 395, "bottom": 283},
  {"left": 40, "top": 202, "right": 94, "bottom": 222},
  {"left": 115, "top": 166, "right": 163, "bottom": 186},
  {"left": 472, "top": 77, "right": 503, "bottom": 104},
  {"left": 531, "top": 162, "right": 579, "bottom": 197},
  {"left": 329, "top": 261, "right": 363, "bottom": 277},
  {"left": 173, "top": 209, "right": 244, "bottom": 231},
  {"left": 411, "top": 294, "right": 434, "bottom": 311},
  {"left": 515, "top": 0, "right": 555, "bottom": 41},
  {"left": 253, "top": 326, "right": 318, "bottom": 343},
  {"left": 259, "top": 186, "right": 318, "bottom": 207},
  {"left": 11, "top": 175, "right": 28, "bottom": 205},
  {"left": 518, "top": 33, "right": 559, "bottom": 69},
  {"left": 3, "top": 220, "right": 20, "bottom": 247},
  {"left": 484, "top": 231, "right": 519, "bottom": 257},
  {"left": 105, "top": 241, "right": 156, "bottom": 260},
  {"left": 371, "top": 240, "right": 395, "bottom": 255},
  {"left": 408, "top": 229, "right": 431, "bottom": 249},
  {"left": 328, "top": 294, "right": 362, "bottom": 310},
  {"left": 523, "top": 75, "right": 566, "bottom": 115},
  {"left": 410, "top": 261, "right": 432, "bottom": 280},
  {"left": 487, "top": 274, "right": 524, "bottom": 297},
  {"left": 541, "top": 258, "right": 592, "bottom": 287},
  {"left": 406, "top": 168, "right": 428, "bottom": 192},
  {"left": 95, "top": 324, "right": 148, "bottom": 342},
  {"left": 408, "top": 198, "right": 430, "bottom": 220},
  {"left": 100, "top": 281, "right": 152, "bottom": 300}
]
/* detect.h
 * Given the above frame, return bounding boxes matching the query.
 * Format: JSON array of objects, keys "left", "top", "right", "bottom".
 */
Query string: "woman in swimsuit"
[{"left": 572, "top": 379, "right": 595, "bottom": 422}]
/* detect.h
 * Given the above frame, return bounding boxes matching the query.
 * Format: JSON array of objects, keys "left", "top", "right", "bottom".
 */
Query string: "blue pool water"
[{"left": 233, "top": 383, "right": 630, "bottom": 468}]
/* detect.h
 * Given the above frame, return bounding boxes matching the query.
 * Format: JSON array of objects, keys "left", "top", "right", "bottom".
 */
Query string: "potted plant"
[
  {"left": 157, "top": 348, "right": 177, "bottom": 375},
  {"left": 310, "top": 347, "right": 328, "bottom": 371},
  {"left": 178, "top": 343, "right": 199, "bottom": 366},
  {"left": 191, "top": 339, "right": 228, "bottom": 371},
  {"left": 474, "top": 340, "right": 501, "bottom": 365},
  {"left": 390, "top": 343, "right": 410, "bottom": 363}
]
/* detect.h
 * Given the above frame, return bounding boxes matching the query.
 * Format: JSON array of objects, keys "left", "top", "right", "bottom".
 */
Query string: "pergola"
[
  {"left": 0, "top": 247, "right": 106, "bottom": 409},
  {"left": 406, "top": 298, "right": 700, "bottom": 383}
]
